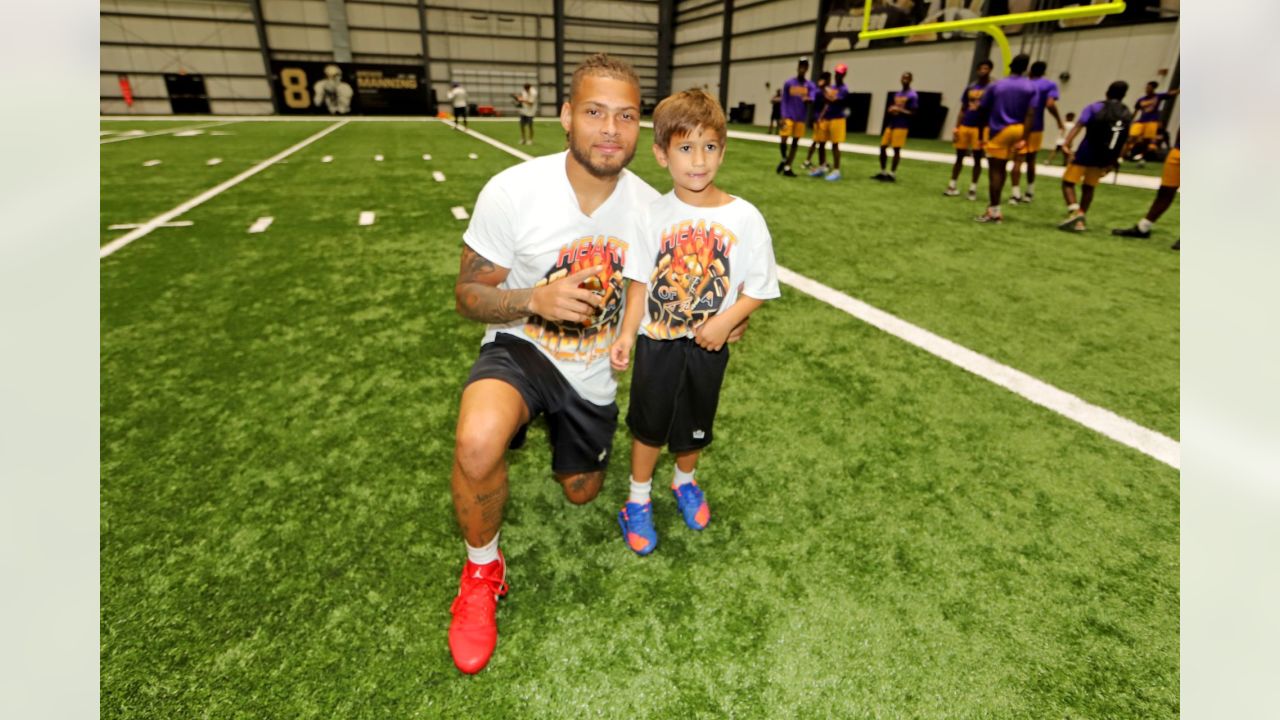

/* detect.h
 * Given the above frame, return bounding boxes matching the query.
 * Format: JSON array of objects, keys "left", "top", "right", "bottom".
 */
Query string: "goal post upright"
[{"left": 858, "top": 1, "right": 1128, "bottom": 73}]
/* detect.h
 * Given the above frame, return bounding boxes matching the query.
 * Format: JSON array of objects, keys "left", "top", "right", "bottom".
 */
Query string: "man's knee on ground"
[{"left": 557, "top": 471, "right": 603, "bottom": 505}]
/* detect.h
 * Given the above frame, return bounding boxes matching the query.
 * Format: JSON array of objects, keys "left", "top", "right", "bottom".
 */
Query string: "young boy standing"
[{"left": 609, "top": 89, "right": 780, "bottom": 555}]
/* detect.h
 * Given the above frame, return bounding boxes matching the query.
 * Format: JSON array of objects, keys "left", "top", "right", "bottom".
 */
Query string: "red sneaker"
[{"left": 447, "top": 552, "right": 508, "bottom": 674}]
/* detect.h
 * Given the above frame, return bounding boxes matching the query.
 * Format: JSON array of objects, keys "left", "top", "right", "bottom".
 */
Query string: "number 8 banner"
[{"left": 270, "top": 61, "right": 431, "bottom": 115}]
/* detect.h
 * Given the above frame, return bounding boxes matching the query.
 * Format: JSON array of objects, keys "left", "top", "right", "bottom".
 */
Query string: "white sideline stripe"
[
  {"left": 450, "top": 206, "right": 469, "bottom": 220},
  {"left": 100, "top": 120, "right": 238, "bottom": 144},
  {"left": 463, "top": 122, "right": 1179, "bottom": 470},
  {"left": 247, "top": 216, "right": 274, "bottom": 234},
  {"left": 101, "top": 120, "right": 349, "bottom": 260},
  {"left": 358, "top": 211, "right": 376, "bottom": 226},
  {"left": 444, "top": 120, "right": 534, "bottom": 161},
  {"left": 720, "top": 127, "right": 1162, "bottom": 190},
  {"left": 432, "top": 170, "right": 446, "bottom": 182},
  {"left": 107, "top": 221, "right": 192, "bottom": 230},
  {"left": 777, "top": 267, "right": 1179, "bottom": 469}
]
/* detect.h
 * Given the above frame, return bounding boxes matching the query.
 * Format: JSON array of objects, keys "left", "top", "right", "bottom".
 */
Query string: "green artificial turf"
[{"left": 102, "top": 119, "right": 1178, "bottom": 719}]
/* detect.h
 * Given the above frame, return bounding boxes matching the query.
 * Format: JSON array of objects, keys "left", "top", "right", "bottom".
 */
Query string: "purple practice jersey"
[
  {"left": 822, "top": 83, "right": 849, "bottom": 120},
  {"left": 1135, "top": 92, "right": 1169, "bottom": 122},
  {"left": 980, "top": 75, "right": 1039, "bottom": 133},
  {"left": 781, "top": 77, "right": 817, "bottom": 122},
  {"left": 886, "top": 89, "right": 918, "bottom": 129},
  {"left": 1029, "top": 77, "right": 1060, "bottom": 132},
  {"left": 959, "top": 81, "right": 990, "bottom": 127},
  {"left": 1073, "top": 100, "right": 1130, "bottom": 167}
]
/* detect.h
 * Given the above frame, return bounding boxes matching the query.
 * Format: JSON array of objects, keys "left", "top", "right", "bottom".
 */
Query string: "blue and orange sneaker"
[
  {"left": 672, "top": 482, "right": 710, "bottom": 530},
  {"left": 617, "top": 501, "right": 657, "bottom": 556}
]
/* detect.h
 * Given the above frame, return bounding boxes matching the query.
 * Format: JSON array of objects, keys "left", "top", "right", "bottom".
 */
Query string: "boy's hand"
[
  {"left": 529, "top": 266, "right": 605, "bottom": 325},
  {"left": 694, "top": 315, "right": 732, "bottom": 352},
  {"left": 610, "top": 336, "right": 634, "bottom": 372}
]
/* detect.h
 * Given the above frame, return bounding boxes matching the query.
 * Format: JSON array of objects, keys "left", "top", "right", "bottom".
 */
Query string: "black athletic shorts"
[
  {"left": 626, "top": 336, "right": 730, "bottom": 453},
  {"left": 465, "top": 333, "right": 618, "bottom": 474},
  {"left": 519, "top": 115, "right": 534, "bottom": 127}
]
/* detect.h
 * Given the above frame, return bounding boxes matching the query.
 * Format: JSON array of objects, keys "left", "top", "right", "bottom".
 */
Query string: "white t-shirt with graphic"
[
  {"left": 625, "top": 192, "right": 781, "bottom": 340},
  {"left": 463, "top": 151, "right": 660, "bottom": 405}
]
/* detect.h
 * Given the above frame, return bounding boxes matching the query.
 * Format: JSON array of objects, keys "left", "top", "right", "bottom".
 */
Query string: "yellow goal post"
[{"left": 857, "top": 1, "right": 1128, "bottom": 73}]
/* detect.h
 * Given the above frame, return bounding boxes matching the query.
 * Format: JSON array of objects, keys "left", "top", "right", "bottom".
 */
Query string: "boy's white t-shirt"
[
  {"left": 625, "top": 192, "right": 781, "bottom": 340},
  {"left": 463, "top": 151, "right": 660, "bottom": 405},
  {"left": 449, "top": 86, "right": 467, "bottom": 108}
]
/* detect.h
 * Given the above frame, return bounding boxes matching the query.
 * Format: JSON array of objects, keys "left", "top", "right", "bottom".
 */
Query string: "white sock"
[
  {"left": 672, "top": 465, "right": 695, "bottom": 488},
  {"left": 466, "top": 532, "right": 500, "bottom": 566},
  {"left": 887, "top": 170, "right": 895, "bottom": 178},
  {"left": 1067, "top": 202, "right": 1081, "bottom": 213},
  {"left": 989, "top": 205, "right": 1001, "bottom": 215},
  {"left": 1026, "top": 182, "right": 1035, "bottom": 195},
  {"left": 947, "top": 179, "right": 957, "bottom": 189},
  {"left": 1138, "top": 218, "right": 1154, "bottom": 232},
  {"left": 968, "top": 183, "right": 977, "bottom": 192},
  {"left": 1011, "top": 187, "right": 1022, "bottom": 199},
  {"left": 628, "top": 475, "right": 652, "bottom": 504}
]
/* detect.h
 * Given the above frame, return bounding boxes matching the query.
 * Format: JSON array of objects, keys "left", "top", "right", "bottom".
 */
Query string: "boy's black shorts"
[
  {"left": 465, "top": 333, "right": 618, "bottom": 475},
  {"left": 519, "top": 115, "right": 534, "bottom": 127},
  {"left": 626, "top": 336, "right": 730, "bottom": 453}
]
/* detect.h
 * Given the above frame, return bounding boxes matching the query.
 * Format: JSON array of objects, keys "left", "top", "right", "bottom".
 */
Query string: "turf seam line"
[
  {"left": 100, "top": 120, "right": 350, "bottom": 260},
  {"left": 461, "top": 122, "right": 1179, "bottom": 470},
  {"left": 776, "top": 266, "right": 1180, "bottom": 469},
  {"left": 99, "top": 120, "right": 241, "bottom": 144}
]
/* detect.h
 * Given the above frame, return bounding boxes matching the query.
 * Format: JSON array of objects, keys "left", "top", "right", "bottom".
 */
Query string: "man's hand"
[
  {"left": 609, "top": 335, "right": 635, "bottom": 372},
  {"left": 528, "top": 265, "right": 606, "bottom": 325},
  {"left": 694, "top": 315, "right": 733, "bottom": 352}
]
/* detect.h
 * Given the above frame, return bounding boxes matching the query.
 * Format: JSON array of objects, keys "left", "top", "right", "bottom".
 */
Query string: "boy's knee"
[{"left": 558, "top": 471, "right": 603, "bottom": 505}]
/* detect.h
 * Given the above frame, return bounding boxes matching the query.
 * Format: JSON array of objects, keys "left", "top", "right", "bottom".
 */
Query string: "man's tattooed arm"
[{"left": 454, "top": 245, "right": 533, "bottom": 323}]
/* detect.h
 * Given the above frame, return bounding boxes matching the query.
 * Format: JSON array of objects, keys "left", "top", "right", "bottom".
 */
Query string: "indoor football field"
[{"left": 101, "top": 116, "right": 1178, "bottom": 718}]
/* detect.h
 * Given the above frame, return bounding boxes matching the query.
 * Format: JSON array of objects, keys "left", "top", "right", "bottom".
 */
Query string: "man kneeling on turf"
[{"left": 609, "top": 89, "right": 780, "bottom": 556}]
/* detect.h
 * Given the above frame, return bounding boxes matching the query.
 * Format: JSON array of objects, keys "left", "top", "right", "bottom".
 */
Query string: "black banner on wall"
[{"left": 270, "top": 61, "right": 430, "bottom": 115}]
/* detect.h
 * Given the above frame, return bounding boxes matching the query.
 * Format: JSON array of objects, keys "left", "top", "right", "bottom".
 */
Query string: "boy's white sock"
[
  {"left": 1026, "top": 182, "right": 1035, "bottom": 196},
  {"left": 1067, "top": 202, "right": 1081, "bottom": 213},
  {"left": 628, "top": 475, "right": 652, "bottom": 504},
  {"left": 1138, "top": 218, "right": 1155, "bottom": 232},
  {"left": 887, "top": 170, "right": 896, "bottom": 178},
  {"left": 947, "top": 179, "right": 957, "bottom": 189},
  {"left": 672, "top": 465, "right": 695, "bottom": 488},
  {"left": 989, "top": 205, "right": 1001, "bottom": 215},
  {"left": 466, "top": 532, "right": 500, "bottom": 566},
  {"left": 969, "top": 182, "right": 978, "bottom": 192},
  {"left": 1011, "top": 186, "right": 1022, "bottom": 199}
]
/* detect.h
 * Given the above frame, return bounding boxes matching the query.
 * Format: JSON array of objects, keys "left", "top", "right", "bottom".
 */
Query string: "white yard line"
[
  {"left": 100, "top": 120, "right": 240, "bottom": 144},
  {"left": 432, "top": 170, "right": 447, "bottom": 182},
  {"left": 721, "top": 127, "right": 1161, "bottom": 190},
  {"left": 462, "top": 122, "right": 1179, "bottom": 469},
  {"left": 247, "top": 216, "right": 274, "bottom": 234},
  {"left": 358, "top": 211, "right": 376, "bottom": 226},
  {"left": 100, "top": 120, "right": 349, "bottom": 260},
  {"left": 450, "top": 206, "right": 470, "bottom": 220}
]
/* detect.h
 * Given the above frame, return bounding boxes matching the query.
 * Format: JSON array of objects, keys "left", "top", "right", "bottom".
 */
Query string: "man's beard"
[{"left": 567, "top": 132, "right": 635, "bottom": 179}]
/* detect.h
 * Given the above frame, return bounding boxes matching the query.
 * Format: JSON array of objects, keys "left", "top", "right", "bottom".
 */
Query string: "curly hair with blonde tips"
[
  {"left": 651, "top": 88, "right": 727, "bottom": 151},
  {"left": 569, "top": 53, "right": 641, "bottom": 101}
]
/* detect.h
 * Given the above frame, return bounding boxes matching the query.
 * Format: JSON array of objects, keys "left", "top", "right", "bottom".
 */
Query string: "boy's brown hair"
[
  {"left": 570, "top": 53, "right": 641, "bottom": 101},
  {"left": 652, "top": 88, "right": 727, "bottom": 150}
]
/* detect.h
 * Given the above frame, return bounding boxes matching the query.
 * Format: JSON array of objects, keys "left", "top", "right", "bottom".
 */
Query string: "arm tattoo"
[{"left": 455, "top": 245, "right": 533, "bottom": 323}]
